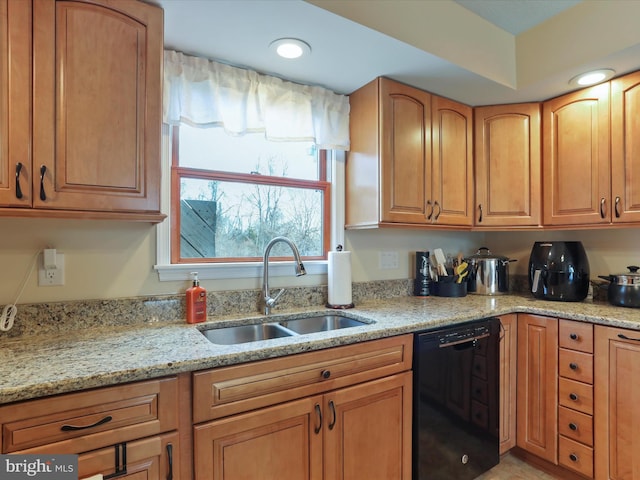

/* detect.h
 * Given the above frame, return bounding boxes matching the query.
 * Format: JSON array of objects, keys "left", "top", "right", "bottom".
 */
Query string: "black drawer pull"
[
  {"left": 61, "top": 415, "right": 113, "bottom": 431},
  {"left": 321, "top": 369, "right": 331, "bottom": 379},
  {"left": 569, "top": 453, "right": 579, "bottom": 462},
  {"left": 39, "top": 165, "right": 47, "bottom": 201},
  {"left": 166, "top": 443, "right": 173, "bottom": 480},
  {"left": 328, "top": 400, "right": 336, "bottom": 430},
  {"left": 570, "top": 333, "right": 578, "bottom": 340},
  {"left": 619, "top": 333, "right": 640, "bottom": 342},
  {"left": 569, "top": 362, "right": 578, "bottom": 370},
  {"left": 569, "top": 393, "right": 579, "bottom": 401},
  {"left": 569, "top": 422, "right": 578, "bottom": 431},
  {"left": 314, "top": 403, "right": 322, "bottom": 434}
]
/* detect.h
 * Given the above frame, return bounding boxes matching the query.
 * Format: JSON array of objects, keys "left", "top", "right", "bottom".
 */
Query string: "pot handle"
[
  {"left": 477, "top": 247, "right": 491, "bottom": 254},
  {"left": 598, "top": 275, "right": 613, "bottom": 282}
]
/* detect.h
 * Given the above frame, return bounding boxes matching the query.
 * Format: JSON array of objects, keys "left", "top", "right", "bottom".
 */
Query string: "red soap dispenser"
[{"left": 186, "top": 272, "right": 207, "bottom": 324}]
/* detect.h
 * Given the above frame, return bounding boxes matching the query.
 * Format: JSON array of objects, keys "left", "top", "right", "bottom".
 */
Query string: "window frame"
[{"left": 170, "top": 126, "right": 332, "bottom": 265}]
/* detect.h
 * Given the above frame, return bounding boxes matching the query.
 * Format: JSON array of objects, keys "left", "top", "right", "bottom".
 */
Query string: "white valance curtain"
[{"left": 163, "top": 50, "right": 350, "bottom": 150}]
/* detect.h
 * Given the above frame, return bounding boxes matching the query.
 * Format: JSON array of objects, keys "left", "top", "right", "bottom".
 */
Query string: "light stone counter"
[{"left": 1, "top": 294, "right": 639, "bottom": 405}]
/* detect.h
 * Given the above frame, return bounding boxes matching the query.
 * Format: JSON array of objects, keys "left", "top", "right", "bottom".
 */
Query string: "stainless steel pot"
[
  {"left": 598, "top": 266, "right": 640, "bottom": 308},
  {"left": 465, "top": 247, "right": 517, "bottom": 295}
]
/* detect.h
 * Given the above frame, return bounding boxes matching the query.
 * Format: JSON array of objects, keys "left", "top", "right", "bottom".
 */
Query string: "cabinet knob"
[
  {"left": 569, "top": 422, "right": 578, "bottom": 431},
  {"left": 321, "top": 370, "right": 331, "bottom": 379},
  {"left": 569, "top": 333, "right": 578, "bottom": 340},
  {"left": 569, "top": 393, "right": 579, "bottom": 401},
  {"left": 569, "top": 453, "right": 579, "bottom": 463},
  {"left": 569, "top": 362, "right": 578, "bottom": 370}
]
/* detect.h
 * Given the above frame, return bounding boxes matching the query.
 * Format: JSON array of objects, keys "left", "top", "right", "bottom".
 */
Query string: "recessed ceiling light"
[
  {"left": 270, "top": 38, "right": 311, "bottom": 59},
  {"left": 569, "top": 69, "right": 615, "bottom": 87}
]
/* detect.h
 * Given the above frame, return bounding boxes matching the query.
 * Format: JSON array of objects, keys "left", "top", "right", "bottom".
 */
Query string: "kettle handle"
[{"left": 477, "top": 247, "right": 491, "bottom": 254}]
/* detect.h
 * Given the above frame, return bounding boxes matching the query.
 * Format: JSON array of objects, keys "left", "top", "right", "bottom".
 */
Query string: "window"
[{"left": 171, "top": 125, "right": 330, "bottom": 264}]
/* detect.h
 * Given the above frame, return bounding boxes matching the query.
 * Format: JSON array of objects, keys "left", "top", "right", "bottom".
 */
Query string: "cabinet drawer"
[
  {"left": 558, "top": 406, "right": 593, "bottom": 446},
  {"left": 559, "top": 436, "right": 593, "bottom": 478},
  {"left": 0, "top": 377, "right": 178, "bottom": 454},
  {"left": 559, "top": 320, "right": 593, "bottom": 353},
  {"left": 192, "top": 335, "right": 413, "bottom": 423},
  {"left": 559, "top": 348, "right": 593, "bottom": 384},
  {"left": 559, "top": 378, "right": 593, "bottom": 415}
]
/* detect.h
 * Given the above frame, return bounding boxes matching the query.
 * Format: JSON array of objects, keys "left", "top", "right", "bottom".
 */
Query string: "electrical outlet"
[
  {"left": 38, "top": 253, "right": 65, "bottom": 286},
  {"left": 379, "top": 251, "right": 399, "bottom": 269}
]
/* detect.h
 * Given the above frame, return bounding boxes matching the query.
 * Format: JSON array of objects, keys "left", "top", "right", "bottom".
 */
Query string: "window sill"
[{"left": 154, "top": 260, "right": 327, "bottom": 282}]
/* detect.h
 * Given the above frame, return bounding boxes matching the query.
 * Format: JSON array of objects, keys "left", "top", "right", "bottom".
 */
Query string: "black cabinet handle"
[
  {"left": 314, "top": 403, "right": 322, "bottom": 434},
  {"left": 569, "top": 393, "right": 579, "bottom": 401},
  {"left": 570, "top": 333, "right": 578, "bottom": 340},
  {"left": 569, "top": 423, "right": 578, "bottom": 431},
  {"left": 426, "top": 200, "right": 433, "bottom": 220},
  {"left": 569, "top": 362, "right": 578, "bottom": 370},
  {"left": 615, "top": 196, "right": 621, "bottom": 218},
  {"left": 600, "top": 197, "right": 606, "bottom": 219},
  {"left": 166, "top": 443, "right": 173, "bottom": 480},
  {"left": 321, "top": 369, "right": 331, "bottom": 379},
  {"left": 15, "top": 163, "right": 24, "bottom": 199},
  {"left": 433, "top": 201, "right": 442, "bottom": 221},
  {"left": 39, "top": 165, "right": 47, "bottom": 201},
  {"left": 569, "top": 453, "right": 579, "bottom": 462},
  {"left": 328, "top": 400, "right": 336, "bottom": 430},
  {"left": 478, "top": 204, "right": 483, "bottom": 223},
  {"left": 61, "top": 415, "right": 113, "bottom": 431},
  {"left": 619, "top": 333, "right": 640, "bottom": 342}
]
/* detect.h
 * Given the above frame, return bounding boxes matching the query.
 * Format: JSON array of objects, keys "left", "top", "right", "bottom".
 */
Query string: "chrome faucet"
[{"left": 262, "top": 236, "right": 306, "bottom": 315}]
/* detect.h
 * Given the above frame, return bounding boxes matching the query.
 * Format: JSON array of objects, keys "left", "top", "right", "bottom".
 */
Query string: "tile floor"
[{"left": 475, "top": 453, "right": 558, "bottom": 480}]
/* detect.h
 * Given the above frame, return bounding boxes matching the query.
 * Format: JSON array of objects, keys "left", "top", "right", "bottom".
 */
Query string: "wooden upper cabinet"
[
  {"left": 474, "top": 103, "right": 541, "bottom": 227},
  {"left": 0, "top": 0, "right": 31, "bottom": 208},
  {"left": 431, "top": 95, "right": 473, "bottom": 226},
  {"left": 30, "top": 0, "right": 163, "bottom": 218},
  {"left": 380, "top": 78, "right": 432, "bottom": 225},
  {"left": 542, "top": 84, "right": 611, "bottom": 226},
  {"left": 611, "top": 70, "right": 640, "bottom": 223}
]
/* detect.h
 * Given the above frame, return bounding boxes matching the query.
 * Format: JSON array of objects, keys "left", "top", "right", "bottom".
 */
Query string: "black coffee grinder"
[{"left": 528, "top": 241, "right": 590, "bottom": 301}]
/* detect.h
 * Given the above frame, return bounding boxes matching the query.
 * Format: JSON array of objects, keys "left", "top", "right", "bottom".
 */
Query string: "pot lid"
[
  {"left": 606, "top": 266, "right": 640, "bottom": 285},
  {"left": 465, "top": 247, "right": 510, "bottom": 262}
]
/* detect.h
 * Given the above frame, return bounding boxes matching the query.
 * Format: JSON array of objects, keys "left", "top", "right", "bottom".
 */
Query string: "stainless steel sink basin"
[
  {"left": 200, "top": 314, "right": 371, "bottom": 345},
  {"left": 201, "top": 323, "right": 293, "bottom": 345},
  {"left": 279, "top": 315, "right": 368, "bottom": 334}
]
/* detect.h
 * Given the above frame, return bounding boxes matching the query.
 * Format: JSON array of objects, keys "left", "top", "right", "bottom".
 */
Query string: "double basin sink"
[{"left": 200, "top": 313, "right": 371, "bottom": 345}]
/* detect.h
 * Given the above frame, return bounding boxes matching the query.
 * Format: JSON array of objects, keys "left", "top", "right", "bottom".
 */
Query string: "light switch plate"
[{"left": 379, "top": 251, "right": 399, "bottom": 269}]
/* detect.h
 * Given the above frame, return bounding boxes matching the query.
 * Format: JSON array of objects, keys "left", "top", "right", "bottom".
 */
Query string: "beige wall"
[{"left": 0, "top": 216, "right": 637, "bottom": 305}]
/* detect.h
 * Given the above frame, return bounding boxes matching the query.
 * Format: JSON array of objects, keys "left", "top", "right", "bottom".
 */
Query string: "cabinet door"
[
  {"left": 594, "top": 326, "right": 640, "bottom": 480},
  {"left": 78, "top": 432, "right": 178, "bottom": 480},
  {"left": 379, "top": 78, "right": 432, "bottom": 224},
  {"left": 0, "top": 0, "right": 31, "bottom": 207},
  {"left": 499, "top": 314, "right": 517, "bottom": 454},
  {"left": 193, "top": 395, "right": 323, "bottom": 480},
  {"left": 611, "top": 70, "right": 640, "bottom": 223},
  {"left": 474, "top": 104, "right": 541, "bottom": 227},
  {"left": 542, "top": 84, "right": 610, "bottom": 225},
  {"left": 324, "top": 372, "right": 412, "bottom": 480},
  {"left": 32, "top": 0, "right": 162, "bottom": 214},
  {"left": 516, "top": 314, "right": 558, "bottom": 464},
  {"left": 431, "top": 95, "right": 473, "bottom": 226}
]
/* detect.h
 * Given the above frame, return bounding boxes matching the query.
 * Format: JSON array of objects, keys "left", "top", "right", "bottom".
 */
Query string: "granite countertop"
[{"left": 2, "top": 294, "right": 640, "bottom": 405}]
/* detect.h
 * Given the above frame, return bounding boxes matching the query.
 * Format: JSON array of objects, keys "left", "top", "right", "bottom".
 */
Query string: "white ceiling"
[{"left": 151, "top": 0, "right": 640, "bottom": 106}]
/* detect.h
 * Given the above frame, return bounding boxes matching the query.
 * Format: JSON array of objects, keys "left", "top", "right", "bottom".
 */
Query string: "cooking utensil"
[
  {"left": 465, "top": 247, "right": 516, "bottom": 295},
  {"left": 598, "top": 266, "right": 640, "bottom": 307}
]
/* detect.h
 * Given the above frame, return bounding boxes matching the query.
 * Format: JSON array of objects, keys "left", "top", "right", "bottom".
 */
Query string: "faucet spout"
[{"left": 262, "top": 236, "right": 306, "bottom": 315}]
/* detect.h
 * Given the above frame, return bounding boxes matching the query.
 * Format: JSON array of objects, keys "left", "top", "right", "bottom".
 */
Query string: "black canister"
[{"left": 414, "top": 251, "right": 431, "bottom": 296}]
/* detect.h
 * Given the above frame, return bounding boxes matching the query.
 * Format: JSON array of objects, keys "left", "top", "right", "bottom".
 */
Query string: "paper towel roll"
[{"left": 327, "top": 250, "right": 354, "bottom": 308}]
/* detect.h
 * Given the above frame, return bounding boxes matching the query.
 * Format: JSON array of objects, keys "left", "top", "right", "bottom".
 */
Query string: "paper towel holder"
[{"left": 326, "top": 244, "right": 355, "bottom": 309}]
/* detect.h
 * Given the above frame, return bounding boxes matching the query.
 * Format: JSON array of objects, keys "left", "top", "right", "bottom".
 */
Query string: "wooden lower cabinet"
[
  {"left": 594, "top": 325, "right": 640, "bottom": 480},
  {"left": 516, "top": 313, "right": 558, "bottom": 464},
  {"left": 499, "top": 314, "right": 517, "bottom": 454},
  {"left": 193, "top": 372, "right": 412, "bottom": 480}
]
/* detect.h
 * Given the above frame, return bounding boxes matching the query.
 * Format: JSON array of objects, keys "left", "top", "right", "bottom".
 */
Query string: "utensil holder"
[{"left": 432, "top": 280, "right": 467, "bottom": 297}]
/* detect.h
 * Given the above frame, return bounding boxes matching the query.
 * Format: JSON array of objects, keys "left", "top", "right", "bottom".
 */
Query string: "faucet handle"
[{"left": 266, "top": 288, "right": 286, "bottom": 307}]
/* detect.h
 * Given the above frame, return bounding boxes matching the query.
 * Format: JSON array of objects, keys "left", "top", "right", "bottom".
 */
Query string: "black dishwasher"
[{"left": 413, "top": 318, "right": 500, "bottom": 480}]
